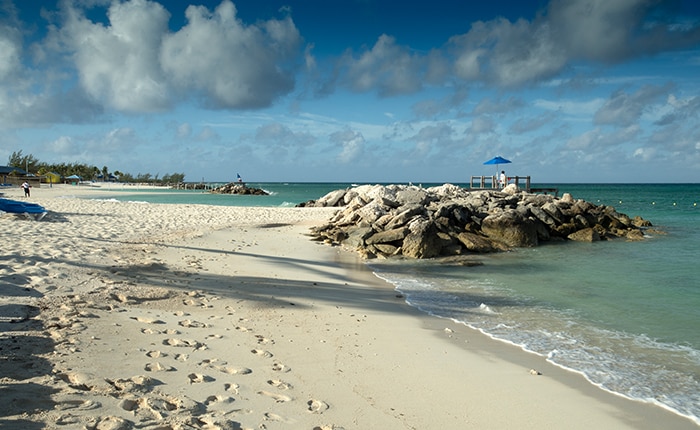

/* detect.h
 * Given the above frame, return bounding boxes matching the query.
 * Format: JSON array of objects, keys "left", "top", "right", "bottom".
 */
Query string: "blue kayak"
[{"left": 0, "top": 198, "right": 47, "bottom": 215}]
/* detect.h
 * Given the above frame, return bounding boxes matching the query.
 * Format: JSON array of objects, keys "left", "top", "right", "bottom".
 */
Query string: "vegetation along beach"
[{"left": 1, "top": 182, "right": 698, "bottom": 429}]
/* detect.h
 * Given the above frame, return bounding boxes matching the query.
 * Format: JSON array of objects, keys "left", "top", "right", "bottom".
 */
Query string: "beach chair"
[{"left": 0, "top": 198, "right": 47, "bottom": 220}]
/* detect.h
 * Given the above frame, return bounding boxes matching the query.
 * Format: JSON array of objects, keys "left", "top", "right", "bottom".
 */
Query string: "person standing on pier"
[{"left": 499, "top": 171, "right": 507, "bottom": 188}]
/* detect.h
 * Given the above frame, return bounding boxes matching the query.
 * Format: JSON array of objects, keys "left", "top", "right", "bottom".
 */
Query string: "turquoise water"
[
  {"left": 91, "top": 183, "right": 700, "bottom": 424},
  {"left": 92, "top": 183, "right": 350, "bottom": 207}
]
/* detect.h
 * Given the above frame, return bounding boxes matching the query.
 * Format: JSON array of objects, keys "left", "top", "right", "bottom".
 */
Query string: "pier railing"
[{"left": 469, "top": 175, "right": 558, "bottom": 196}]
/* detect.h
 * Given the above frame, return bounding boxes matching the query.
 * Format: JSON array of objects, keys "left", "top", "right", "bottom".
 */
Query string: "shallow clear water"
[
  {"left": 87, "top": 182, "right": 700, "bottom": 423},
  {"left": 369, "top": 183, "right": 700, "bottom": 424}
]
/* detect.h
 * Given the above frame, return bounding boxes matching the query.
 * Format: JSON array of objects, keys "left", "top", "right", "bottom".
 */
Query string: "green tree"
[{"left": 8, "top": 150, "right": 40, "bottom": 173}]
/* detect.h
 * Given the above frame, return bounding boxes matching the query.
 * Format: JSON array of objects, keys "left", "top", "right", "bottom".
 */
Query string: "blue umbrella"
[
  {"left": 483, "top": 156, "right": 512, "bottom": 173},
  {"left": 483, "top": 156, "right": 512, "bottom": 186}
]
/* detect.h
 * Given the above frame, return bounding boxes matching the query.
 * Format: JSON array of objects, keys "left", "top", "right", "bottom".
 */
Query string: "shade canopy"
[{"left": 483, "top": 156, "right": 512, "bottom": 165}]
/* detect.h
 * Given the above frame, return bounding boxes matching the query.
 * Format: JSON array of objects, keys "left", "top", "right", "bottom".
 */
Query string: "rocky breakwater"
[
  {"left": 303, "top": 183, "right": 653, "bottom": 259},
  {"left": 209, "top": 182, "right": 269, "bottom": 195}
]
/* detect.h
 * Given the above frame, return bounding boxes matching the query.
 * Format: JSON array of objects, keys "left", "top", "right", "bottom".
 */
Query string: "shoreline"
[{"left": 1, "top": 187, "right": 697, "bottom": 428}]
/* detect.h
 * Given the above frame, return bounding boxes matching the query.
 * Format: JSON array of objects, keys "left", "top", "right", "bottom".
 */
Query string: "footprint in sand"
[
  {"left": 218, "top": 366, "right": 252, "bottom": 375},
  {"left": 257, "top": 390, "right": 292, "bottom": 403},
  {"left": 131, "top": 316, "right": 166, "bottom": 324},
  {"left": 57, "top": 372, "right": 96, "bottom": 391},
  {"left": 106, "top": 375, "right": 156, "bottom": 392},
  {"left": 163, "top": 338, "right": 206, "bottom": 350},
  {"left": 267, "top": 379, "right": 293, "bottom": 390},
  {"left": 224, "top": 383, "right": 240, "bottom": 394},
  {"left": 255, "top": 334, "right": 274, "bottom": 345},
  {"left": 187, "top": 373, "right": 215, "bottom": 383},
  {"left": 145, "top": 350, "right": 166, "bottom": 358},
  {"left": 307, "top": 399, "right": 330, "bottom": 414},
  {"left": 272, "top": 362, "right": 291, "bottom": 373},
  {"left": 205, "top": 395, "right": 235, "bottom": 405},
  {"left": 199, "top": 359, "right": 253, "bottom": 375},
  {"left": 251, "top": 349, "right": 273, "bottom": 358},
  {"left": 198, "top": 358, "right": 223, "bottom": 366},
  {"left": 55, "top": 399, "right": 101, "bottom": 411},
  {"left": 178, "top": 319, "right": 208, "bottom": 328},
  {"left": 264, "top": 412, "right": 289, "bottom": 422},
  {"left": 144, "top": 362, "right": 175, "bottom": 372},
  {"left": 92, "top": 416, "right": 130, "bottom": 429}
]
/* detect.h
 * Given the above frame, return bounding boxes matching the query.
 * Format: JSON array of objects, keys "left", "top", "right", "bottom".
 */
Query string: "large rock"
[
  {"left": 481, "top": 211, "right": 539, "bottom": 247},
  {"left": 567, "top": 228, "right": 601, "bottom": 242},
  {"left": 306, "top": 184, "right": 653, "bottom": 259},
  {"left": 209, "top": 183, "right": 269, "bottom": 195}
]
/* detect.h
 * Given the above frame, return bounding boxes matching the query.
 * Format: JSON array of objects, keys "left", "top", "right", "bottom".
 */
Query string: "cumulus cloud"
[
  {"left": 5, "top": 0, "right": 304, "bottom": 119},
  {"left": 445, "top": 0, "right": 700, "bottom": 87},
  {"left": 0, "top": 20, "right": 21, "bottom": 80},
  {"left": 161, "top": 0, "right": 301, "bottom": 109},
  {"left": 176, "top": 122, "right": 192, "bottom": 139},
  {"left": 594, "top": 84, "right": 672, "bottom": 126},
  {"left": 331, "top": 129, "right": 365, "bottom": 163},
  {"left": 338, "top": 35, "right": 428, "bottom": 97},
  {"left": 470, "top": 116, "right": 495, "bottom": 134},
  {"left": 566, "top": 124, "right": 640, "bottom": 150},
  {"left": 61, "top": 0, "right": 172, "bottom": 112},
  {"left": 408, "top": 123, "right": 458, "bottom": 158},
  {"left": 655, "top": 94, "right": 700, "bottom": 126},
  {"left": 509, "top": 112, "right": 556, "bottom": 134},
  {"left": 472, "top": 97, "right": 525, "bottom": 116}
]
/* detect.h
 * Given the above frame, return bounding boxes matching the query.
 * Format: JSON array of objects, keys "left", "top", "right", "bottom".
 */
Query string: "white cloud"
[
  {"left": 331, "top": 129, "right": 365, "bottom": 163},
  {"left": 176, "top": 122, "right": 192, "bottom": 139},
  {"left": 470, "top": 116, "right": 495, "bottom": 134},
  {"left": 444, "top": 0, "right": 700, "bottom": 88},
  {"left": 46, "top": 135, "right": 75, "bottom": 154},
  {"left": 594, "top": 84, "right": 671, "bottom": 126},
  {"left": 63, "top": 0, "right": 171, "bottom": 112},
  {"left": 340, "top": 34, "right": 426, "bottom": 97},
  {"left": 160, "top": 0, "right": 301, "bottom": 109}
]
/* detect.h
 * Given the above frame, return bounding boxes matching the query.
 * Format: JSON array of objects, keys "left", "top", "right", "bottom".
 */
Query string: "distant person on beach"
[
  {"left": 499, "top": 171, "right": 507, "bottom": 188},
  {"left": 21, "top": 181, "right": 30, "bottom": 197}
]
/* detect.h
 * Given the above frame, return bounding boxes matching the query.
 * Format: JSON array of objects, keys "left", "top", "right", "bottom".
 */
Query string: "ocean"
[{"left": 96, "top": 182, "right": 700, "bottom": 424}]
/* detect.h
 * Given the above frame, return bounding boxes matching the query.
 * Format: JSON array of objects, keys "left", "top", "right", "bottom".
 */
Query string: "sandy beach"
[{"left": 1, "top": 185, "right": 697, "bottom": 429}]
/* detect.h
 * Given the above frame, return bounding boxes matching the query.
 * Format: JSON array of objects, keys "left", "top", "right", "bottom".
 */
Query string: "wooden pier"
[{"left": 469, "top": 175, "right": 558, "bottom": 196}]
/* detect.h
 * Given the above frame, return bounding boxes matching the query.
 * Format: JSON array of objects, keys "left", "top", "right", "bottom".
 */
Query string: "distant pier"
[{"left": 469, "top": 175, "right": 558, "bottom": 196}]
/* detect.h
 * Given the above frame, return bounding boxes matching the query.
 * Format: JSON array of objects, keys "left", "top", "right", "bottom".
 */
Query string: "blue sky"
[{"left": 2, "top": 0, "right": 700, "bottom": 183}]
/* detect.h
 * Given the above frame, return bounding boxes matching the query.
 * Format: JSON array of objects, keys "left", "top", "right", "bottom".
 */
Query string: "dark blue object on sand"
[{"left": 0, "top": 198, "right": 47, "bottom": 219}]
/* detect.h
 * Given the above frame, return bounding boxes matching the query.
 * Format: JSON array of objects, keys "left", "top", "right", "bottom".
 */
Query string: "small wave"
[
  {"left": 91, "top": 198, "right": 150, "bottom": 204},
  {"left": 478, "top": 303, "right": 498, "bottom": 314}
]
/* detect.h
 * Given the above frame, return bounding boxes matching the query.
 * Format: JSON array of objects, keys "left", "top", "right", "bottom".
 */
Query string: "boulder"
[
  {"left": 567, "top": 228, "right": 601, "bottom": 242},
  {"left": 402, "top": 218, "right": 444, "bottom": 259},
  {"left": 481, "top": 211, "right": 539, "bottom": 247},
  {"left": 305, "top": 184, "right": 653, "bottom": 259},
  {"left": 209, "top": 183, "right": 269, "bottom": 195}
]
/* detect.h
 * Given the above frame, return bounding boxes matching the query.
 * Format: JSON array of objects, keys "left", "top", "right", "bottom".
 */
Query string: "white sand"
[{"left": 1, "top": 185, "right": 697, "bottom": 429}]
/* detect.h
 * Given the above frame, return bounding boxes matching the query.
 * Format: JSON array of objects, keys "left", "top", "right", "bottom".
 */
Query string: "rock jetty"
[
  {"left": 303, "top": 183, "right": 653, "bottom": 259},
  {"left": 209, "top": 183, "right": 269, "bottom": 195}
]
